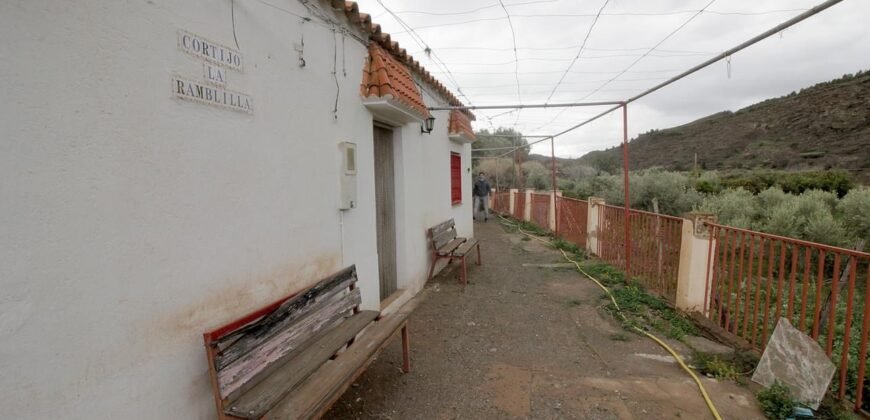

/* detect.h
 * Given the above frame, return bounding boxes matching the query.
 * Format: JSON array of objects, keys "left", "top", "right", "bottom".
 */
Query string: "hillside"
[{"left": 575, "top": 71, "right": 870, "bottom": 181}]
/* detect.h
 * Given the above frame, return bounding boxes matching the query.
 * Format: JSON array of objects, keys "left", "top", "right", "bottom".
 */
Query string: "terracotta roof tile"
[
  {"left": 360, "top": 43, "right": 430, "bottom": 119},
  {"left": 448, "top": 110, "right": 476, "bottom": 141},
  {"left": 334, "top": 0, "right": 475, "bottom": 121}
]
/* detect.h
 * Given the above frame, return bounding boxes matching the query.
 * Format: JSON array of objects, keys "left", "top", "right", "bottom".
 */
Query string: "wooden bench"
[
  {"left": 427, "top": 219, "right": 482, "bottom": 286},
  {"left": 203, "top": 265, "right": 419, "bottom": 419}
]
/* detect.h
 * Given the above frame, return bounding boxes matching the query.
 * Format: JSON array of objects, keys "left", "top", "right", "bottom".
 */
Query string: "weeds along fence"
[
  {"left": 704, "top": 223, "right": 870, "bottom": 411},
  {"left": 530, "top": 193, "right": 550, "bottom": 230},
  {"left": 597, "top": 204, "right": 684, "bottom": 303},
  {"left": 556, "top": 197, "right": 588, "bottom": 249}
]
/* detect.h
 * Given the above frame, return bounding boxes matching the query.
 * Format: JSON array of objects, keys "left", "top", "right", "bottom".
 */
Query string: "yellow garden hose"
[{"left": 501, "top": 215, "right": 723, "bottom": 420}]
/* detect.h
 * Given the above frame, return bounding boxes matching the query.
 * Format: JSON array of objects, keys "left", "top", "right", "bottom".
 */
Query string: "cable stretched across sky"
[
  {"left": 530, "top": 0, "right": 716, "bottom": 132},
  {"left": 466, "top": 0, "right": 845, "bottom": 160}
]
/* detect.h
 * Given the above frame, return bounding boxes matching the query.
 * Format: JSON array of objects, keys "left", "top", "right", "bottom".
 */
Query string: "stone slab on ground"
[{"left": 751, "top": 318, "right": 836, "bottom": 409}]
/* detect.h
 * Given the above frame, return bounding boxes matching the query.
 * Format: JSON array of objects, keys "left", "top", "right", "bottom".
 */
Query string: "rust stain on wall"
[{"left": 151, "top": 253, "right": 340, "bottom": 341}]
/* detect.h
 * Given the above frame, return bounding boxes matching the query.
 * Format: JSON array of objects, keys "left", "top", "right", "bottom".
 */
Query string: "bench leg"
[
  {"left": 401, "top": 323, "right": 411, "bottom": 373},
  {"left": 476, "top": 243, "right": 482, "bottom": 266},
  {"left": 461, "top": 256, "right": 467, "bottom": 286}
]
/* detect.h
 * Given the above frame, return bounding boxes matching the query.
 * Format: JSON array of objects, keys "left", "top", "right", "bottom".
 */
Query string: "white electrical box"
[{"left": 338, "top": 142, "right": 357, "bottom": 210}]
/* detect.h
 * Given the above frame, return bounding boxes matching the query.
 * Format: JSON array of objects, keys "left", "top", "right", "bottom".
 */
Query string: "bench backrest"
[
  {"left": 429, "top": 219, "right": 458, "bottom": 250},
  {"left": 203, "top": 265, "right": 361, "bottom": 402}
]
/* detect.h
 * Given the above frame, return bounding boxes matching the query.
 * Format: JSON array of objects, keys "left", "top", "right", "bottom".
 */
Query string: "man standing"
[{"left": 472, "top": 172, "right": 492, "bottom": 222}]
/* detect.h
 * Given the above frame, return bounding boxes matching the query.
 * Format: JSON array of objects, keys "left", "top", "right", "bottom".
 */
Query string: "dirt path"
[{"left": 326, "top": 220, "right": 765, "bottom": 419}]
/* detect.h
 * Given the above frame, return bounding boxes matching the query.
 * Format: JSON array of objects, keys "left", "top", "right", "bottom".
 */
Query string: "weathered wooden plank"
[
  {"left": 432, "top": 228, "right": 457, "bottom": 250},
  {"left": 225, "top": 310, "right": 379, "bottom": 419},
  {"left": 218, "top": 289, "right": 361, "bottom": 400},
  {"left": 216, "top": 273, "right": 357, "bottom": 368},
  {"left": 436, "top": 238, "right": 465, "bottom": 256},
  {"left": 430, "top": 219, "right": 455, "bottom": 238},
  {"left": 453, "top": 238, "right": 479, "bottom": 257},
  {"left": 264, "top": 294, "right": 425, "bottom": 420},
  {"left": 215, "top": 266, "right": 357, "bottom": 351}
]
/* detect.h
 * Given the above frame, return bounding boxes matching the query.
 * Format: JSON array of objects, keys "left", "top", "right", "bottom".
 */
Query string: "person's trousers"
[{"left": 474, "top": 195, "right": 489, "bottom": 220}]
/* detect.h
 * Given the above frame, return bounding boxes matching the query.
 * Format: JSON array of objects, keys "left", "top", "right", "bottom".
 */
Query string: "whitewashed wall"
[{"left": 0, "top": 0, "right": 472, "bottom": 418}]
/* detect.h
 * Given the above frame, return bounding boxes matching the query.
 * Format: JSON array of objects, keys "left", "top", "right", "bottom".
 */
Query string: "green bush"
[
  {"left": 757, "top": 381, "right": 796, "bottom": 420},
  {"left": 838, "top": 187, "right": 870, "bottom": 249},
  {"left": 698, "top": 188, "right": 756, "bottom": 228},
  {"left": 721, "top": 169, "right": 853, "bottom": 196}
]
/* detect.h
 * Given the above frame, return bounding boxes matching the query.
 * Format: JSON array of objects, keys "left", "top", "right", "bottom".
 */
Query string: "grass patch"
[
  {"left": 757, "top": 381, "right": 796, "bottom": 420},
  {"left": 552, "top": 238, "right": 586, "bottom": 260},
  {"left": 692, "top": 352, "right": 740, "bottom": 380},
  {"left": 606, "top": 282, "right": 698, "bottom": 340},
  {"left": 578, "top": 260, "right": 625, "bottom": 286},
  {"left": 517, "top": 220, "right": 550, "bottom": 236}
]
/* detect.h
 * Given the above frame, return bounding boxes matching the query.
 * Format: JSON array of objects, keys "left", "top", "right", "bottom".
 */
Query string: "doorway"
[{"left": 373, "top": 125, "right": 397, "bottom": 300}]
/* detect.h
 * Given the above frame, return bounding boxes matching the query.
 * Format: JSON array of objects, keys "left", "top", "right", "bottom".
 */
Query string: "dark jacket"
[{"left": 473, "top": 178, "right": 491, "bottom": 197}]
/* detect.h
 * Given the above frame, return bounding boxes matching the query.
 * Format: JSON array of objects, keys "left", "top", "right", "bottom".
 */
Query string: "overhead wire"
[
  {"left": 389, "top": 8, "right": 810, "bottom": 33},
  {"left": 485, "top": 0, "right": 841, "bottom": 159},
  {"left": 374, "top": 0, "right": 494, "bottom": 120},
  {"left": 544, "top": 0, "right": 610, "bottom": 104},
  {"left": 496, "top": 0, "right": 523, "bottom": 129},
  {"left": 579, "top": 0, "right": 717, "bottom": 101},
  {"left": 531, "top": 0, "right": 715, "bottom": 132}
]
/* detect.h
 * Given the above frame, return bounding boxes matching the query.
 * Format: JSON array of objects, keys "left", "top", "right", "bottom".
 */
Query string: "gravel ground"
[{"left": 325, "top": 220, "right": 766, "bottom": 420}]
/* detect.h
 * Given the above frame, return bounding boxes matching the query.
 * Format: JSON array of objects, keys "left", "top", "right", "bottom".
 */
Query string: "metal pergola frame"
[{"left": 452, "top": 0, "right": 843, "bottom": 276}]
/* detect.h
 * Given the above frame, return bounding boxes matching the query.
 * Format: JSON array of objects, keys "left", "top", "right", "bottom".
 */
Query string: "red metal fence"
[
  {"left": 492, "top": 191, "right": 510, "bottom": 214},
  {"left": 556, "top": 197, "right": 587, "bottom": 249},
  {"left": 530, "top": 193, "right": 550, "bottom": 230},
  {"left": 513, "top": 191, "right": 526, "bottom": 220},
  {"left": 704, "top": 223, "right": 870, "bottom": 411},
  {"left": 597, "top": 205, "right": 684, "bottom": 302}
]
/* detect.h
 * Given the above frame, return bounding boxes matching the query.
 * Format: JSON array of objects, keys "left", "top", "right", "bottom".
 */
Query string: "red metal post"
[
  {"left": 854, "top": 269, "right": 870, "bottom": 411},
  {"left": 622, "top": 103, "right": 631, "bottom": 278}
]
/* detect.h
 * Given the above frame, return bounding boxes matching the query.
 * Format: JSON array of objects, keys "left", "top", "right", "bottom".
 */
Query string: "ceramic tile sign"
[
  {"left": 177, "top": 30, "right": 243, "bottom": 71},
  {"left": 203, "top": 63, "right": 227, "bottom": 87},
  {"left": 751, "top": 318, "right": 835, "bottom": 409},
  {"left": 172, "top": 77, "right": 253, "bottom": 114}
]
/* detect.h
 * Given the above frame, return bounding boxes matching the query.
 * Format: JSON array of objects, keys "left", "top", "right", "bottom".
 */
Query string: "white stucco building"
[{"left": 0, "top": 0, "right": 477, "bottom": 417}]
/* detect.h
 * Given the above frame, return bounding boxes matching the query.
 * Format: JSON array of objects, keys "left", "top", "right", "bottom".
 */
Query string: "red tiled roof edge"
[
  {"left": 360, "top": 43, "right": 430, "bottom": 119},
  {"left": 334, "top": 0, "right": 476, "bottom": 121},
  {"left": 448, "top": 110, "right": 476, "bottom": 141}
]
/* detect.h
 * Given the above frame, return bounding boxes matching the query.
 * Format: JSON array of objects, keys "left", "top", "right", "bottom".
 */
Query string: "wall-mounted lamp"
[{"left": 421, "top": 116, "right": 435, "bottom": 134}]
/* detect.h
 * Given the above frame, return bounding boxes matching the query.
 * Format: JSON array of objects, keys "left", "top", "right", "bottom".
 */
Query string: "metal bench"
[
  {"left": 427, "top": 219, "right": 482, "bottom": 286},
  {"left": 202, "top": 265, "right": 418, "bottom": 419}
]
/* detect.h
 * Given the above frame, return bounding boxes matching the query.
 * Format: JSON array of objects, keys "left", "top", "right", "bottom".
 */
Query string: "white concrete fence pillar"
[
  {"left": 509, "top": 188, "right": 518, "bottom": 215},
  {"left": 586, "top": 197, "right": 604, "bottom": 256},
  {"left": 675, "top": 213, "right": 717, "bottom": 314},
  {"left": 548, "top": 190, "right": 561, "bottom": 232},
  {"left": 523, "top": 189, "right": 533, "bottom": 222}
]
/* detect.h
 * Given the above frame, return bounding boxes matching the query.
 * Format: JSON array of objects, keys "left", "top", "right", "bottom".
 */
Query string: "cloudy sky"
[{"left": 354, "top": 0, "right": 869, "bottom": 158}]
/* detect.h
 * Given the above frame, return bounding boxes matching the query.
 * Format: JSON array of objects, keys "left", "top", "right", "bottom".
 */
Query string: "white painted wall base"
[
  {"left": 675, "top": 213, "right": 717, "bottom": 314},
  {"left": 0, "top": 1, "right": 472, "bottom": 418}
]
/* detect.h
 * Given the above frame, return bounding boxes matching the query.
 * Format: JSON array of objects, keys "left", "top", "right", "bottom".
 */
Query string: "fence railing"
[
  {"left": 556, "top": 197, "right": 588, "bottom": 249},
  {"left": 492, "top": 192, "right": 510, "bottom": 214},
  {"left": 705, "top": 222, "right": 869, "bottom": 411},
  {"left": 530, "top": 193, "right": 550, "bottom": 230},
  {"left": 491, "top": 190, "right": 868, "bottom": 412},
  {"left": 512, "top": 191, "right": 526, "bottom": 221},
  {"left": 597, "top": 204, "right": 684, "bottom": 302}
]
